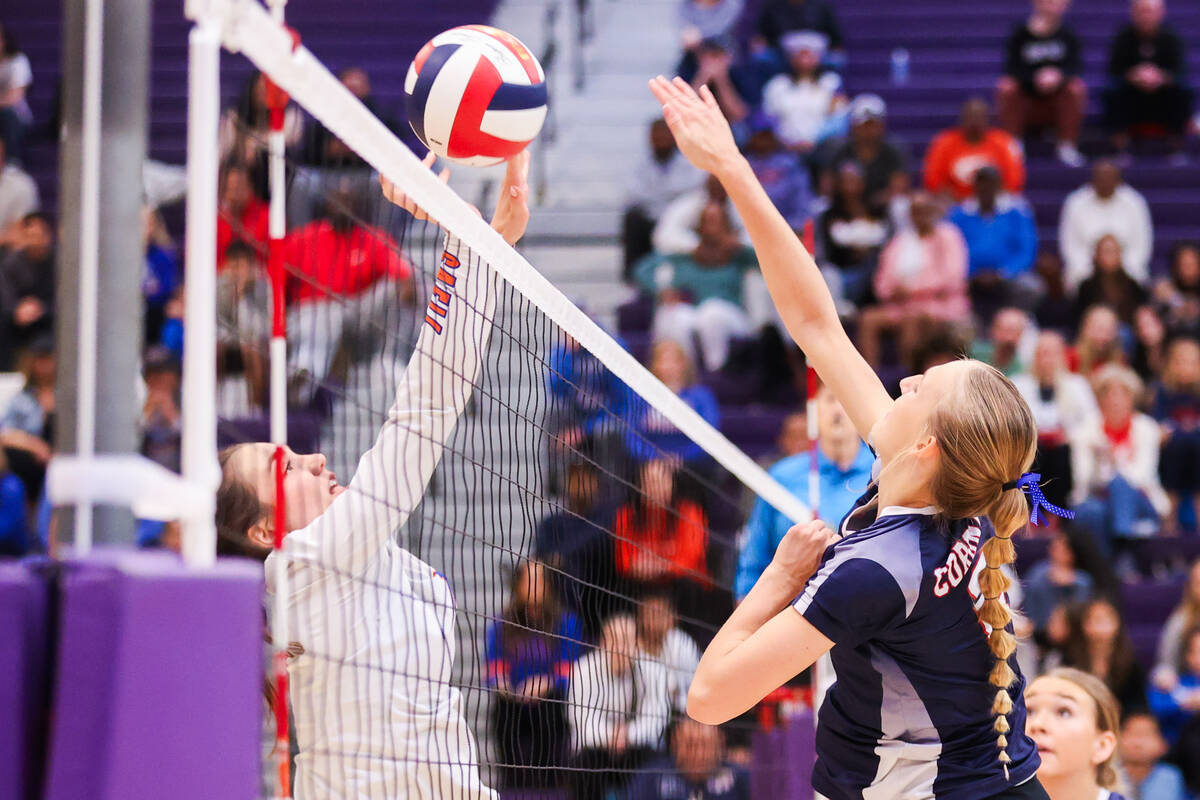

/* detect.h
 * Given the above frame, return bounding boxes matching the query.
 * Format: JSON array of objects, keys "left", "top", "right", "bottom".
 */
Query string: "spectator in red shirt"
[
  {"left": 614, "top": 458, "right": 708, "bottom": 589},
  {"left": 284, "top": 184, "right": 414, "bottom": 398},
  {"left": 923, "top": 97, "right": 1026, "bottom": 202},
  {"left": 216, "top": 162, "right": 269, "bottom": 271}
]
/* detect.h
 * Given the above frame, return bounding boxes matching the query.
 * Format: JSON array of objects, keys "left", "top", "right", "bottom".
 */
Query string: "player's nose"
[{"left": 307, "top": 453, "right": 327, "bottom": 474}]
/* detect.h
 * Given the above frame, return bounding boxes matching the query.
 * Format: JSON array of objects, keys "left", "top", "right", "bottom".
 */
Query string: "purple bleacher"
[
  {"left": 1014, "top": 534, "right": 1051, "bottom": 577},
  {"left": 737, "top": 0, "right": 1200, "bottom": 272},
  {"left": 1121, "top": 576, "right": 1184, "bottom": 668},
  {"left": 1129, "top": 625, "right": 1162, "bottom": 672},
  {"left": 1121, "top": 576, "right": 1185, "bottom": 628},
  {"left": 218, "top": 409, "right": 323, "bottom": 454},
  {"left": 720, "top": 405, "right": 791, "bottom": 461},
  {"left": 0, "top": 559, "right": 54, "bottom": 800},
  {"left": 752, "top": 711, "right": 816, "bottom": 800},
  {"left": 43, "top": 550, "right": 263, "bottom": 800},
  {"left": 3, "top": 0, "right": 497, "bottom": 218}
]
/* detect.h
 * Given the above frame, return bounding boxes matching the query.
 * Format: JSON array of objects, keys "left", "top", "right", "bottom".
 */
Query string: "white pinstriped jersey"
[{"left": 265, "top": 237, "right": 498, "bottom": 800}]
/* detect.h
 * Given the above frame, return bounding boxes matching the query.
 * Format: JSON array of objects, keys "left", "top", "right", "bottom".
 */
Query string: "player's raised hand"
[
  {"left": 649, "top": 75, "right": 740, "bottom": 176},
  {"left": 489, "top": 149, "right": 531, "bottom": 246},
  {"left": 768, "top": 519, "right": 839, "bottom": 591},
  {"left": 379, "top": 150, "right": 529, "bottom": 246},
  {"left": 380, "top": 152, "right": 451, "bottom": 222}
]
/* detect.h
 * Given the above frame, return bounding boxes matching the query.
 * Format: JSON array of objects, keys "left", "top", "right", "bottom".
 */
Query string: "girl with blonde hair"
[
  {"left": 651, "top": 75, "right": 1073, "bottom": 799},
  {"left": 1025, "top": 667, "right": 1128, "bottom": 800}
]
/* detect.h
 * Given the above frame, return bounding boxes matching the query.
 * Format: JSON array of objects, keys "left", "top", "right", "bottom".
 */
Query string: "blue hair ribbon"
[{"left": 1001, "top": 472, "right": 1075, "bottom": 527}]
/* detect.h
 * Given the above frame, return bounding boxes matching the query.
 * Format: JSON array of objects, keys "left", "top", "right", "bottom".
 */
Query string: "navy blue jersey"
[{"left": 792, "top": 482, "right": 1039, "bottom": 799}]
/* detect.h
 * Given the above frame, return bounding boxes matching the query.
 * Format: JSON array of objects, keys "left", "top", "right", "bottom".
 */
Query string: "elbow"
[{"left": 686, "top": 681, "right": 732, "bottom": 726}]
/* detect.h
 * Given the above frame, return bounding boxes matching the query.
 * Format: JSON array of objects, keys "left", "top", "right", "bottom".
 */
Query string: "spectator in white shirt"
[
  {"left": 636, "top": 589, "right": 702, "bottom": 714},
  {"left": 1071, "top": 364, "right": 1169, "bottom": 558},
  {"left": 0, "top": 138, "right": 37, "bottom": 232},
  {"left": 1059, "top": 160, "right": 1153, "bottom": 293},
  {"left": 1012, "top": 330, "right": 1100, "bottom": 510},
  {"left": 568, "top": 614, "right": 673, "bottom": 800},
  {"left": 624, "top": 118, "right": 706, "bottom": 280},
  {"left": 761, "top": 31, "right": 845, "bottom": 154},
  {"left": 653, "top": 174, "right": 748, "bottom": 255},
  {"left": 0, "top": 24, "right": 33, "bottom": 164}
]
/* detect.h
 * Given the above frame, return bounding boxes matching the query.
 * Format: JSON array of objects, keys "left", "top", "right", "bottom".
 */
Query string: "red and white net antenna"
[{"left": 264, "top": 9, "right": 296, "bottom": 796}]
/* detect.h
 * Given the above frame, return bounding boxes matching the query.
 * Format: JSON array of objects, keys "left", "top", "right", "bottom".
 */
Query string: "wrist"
[
  {"left": 713, "top": 154, "right": 751, "bottom": 185},
  {"left": 762, "top": 562, "right": 808, "bottom": 595}
]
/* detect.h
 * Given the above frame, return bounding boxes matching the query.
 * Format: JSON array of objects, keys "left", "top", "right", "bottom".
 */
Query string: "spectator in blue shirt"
[
  {"left": 743, "top": 113, "right": 813, "bottom": 232},
  {"left": 948, "top": 166, "right": 1038, "bottom": 322},
  {"left": 1149, "top": 624, "right": 1200, "bottom": 746},
  {"left": 1118, "top": 710, "right": 1189, "bottom": 800},
  {"left": 1021, "top": 529, "right": 1094, "bottom": 635},
  {"left": 535, "top": 458, "right": 618, "bottom": 638},
  {"left": 486, "top": 559, "right": 584, "bottom": 789},
  {"left": 734, "top": 382, "right": 873, "bottom": 599},
  {"left": 546, "top": 328, "right": 633, "bottom": 499},
  {"left": 141, "top": 208, "right": 181, "bottom": 345},
  {"left": 0, "top": 448, "right": 27, "bottom": 556},
  {"left": 625, "top": 339, "right": 720, "bottom": 464},
  {"left": 627, "top": 716, "right": 750, "bottom": 800}
]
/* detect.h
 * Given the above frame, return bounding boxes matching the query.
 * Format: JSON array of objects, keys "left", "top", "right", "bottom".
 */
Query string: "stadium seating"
[{"left": 3, "top": 0, "right": 498, "bottom": 219}]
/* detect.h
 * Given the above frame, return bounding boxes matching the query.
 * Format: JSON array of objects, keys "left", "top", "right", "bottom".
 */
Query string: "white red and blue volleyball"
[{"left": 405, "top": 25, "right": 547, "bottom": 167}]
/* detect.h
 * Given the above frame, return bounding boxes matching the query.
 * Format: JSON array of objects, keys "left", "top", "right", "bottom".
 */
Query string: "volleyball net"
[{"left": 187, "top": 1, "right": 814, "bottom": 797}]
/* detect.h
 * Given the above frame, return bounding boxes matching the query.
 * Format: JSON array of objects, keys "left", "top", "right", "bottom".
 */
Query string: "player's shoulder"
[{"left": 830, "top": 513, "right": 926, "bottom": 581}]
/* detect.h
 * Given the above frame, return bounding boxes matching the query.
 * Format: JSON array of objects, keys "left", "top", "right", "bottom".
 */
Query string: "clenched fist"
[{"left": 767, "top": 519, "right": 839, "bottom": 592}]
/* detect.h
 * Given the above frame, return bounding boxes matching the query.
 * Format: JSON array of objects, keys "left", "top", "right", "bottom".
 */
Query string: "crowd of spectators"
[
  {"left": 4, "top": 0, "right": 1200, "bottom": 798},
  {"left": 593, "top": 0, "right": 1200, "bottom": 797}
]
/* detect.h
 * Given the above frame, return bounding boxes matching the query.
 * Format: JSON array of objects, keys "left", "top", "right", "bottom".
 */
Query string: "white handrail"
[{"left": 48, "top": 454, "right": 214, "bottom": 524}]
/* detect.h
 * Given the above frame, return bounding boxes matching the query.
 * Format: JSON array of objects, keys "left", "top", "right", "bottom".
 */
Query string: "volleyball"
[{"left": 404, "top": 25, "right": 547, "bottom": 167}]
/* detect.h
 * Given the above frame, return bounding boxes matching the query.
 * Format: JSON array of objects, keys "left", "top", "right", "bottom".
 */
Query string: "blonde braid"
[
  {"left": 927, "top": 363, "right": 1037, "bottom": 781},
  {"left": 977, "top": 493, "right": 1026, "bottom": 779}
]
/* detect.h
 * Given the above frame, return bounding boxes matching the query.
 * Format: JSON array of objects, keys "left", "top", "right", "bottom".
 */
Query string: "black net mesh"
[{"left": 213, "top": 81, "right": 778, "bottom": 800}]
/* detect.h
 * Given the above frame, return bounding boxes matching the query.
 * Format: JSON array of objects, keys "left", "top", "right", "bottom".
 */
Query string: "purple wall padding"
[
  {"left": 752, "top": 712, "right": 816, "bottom": 800},
  {"left": 0, "top": 559, "right": 54, "bottom": 800},
  {"left": 43, "top": 550, "right": 264, "bottom": 800}
]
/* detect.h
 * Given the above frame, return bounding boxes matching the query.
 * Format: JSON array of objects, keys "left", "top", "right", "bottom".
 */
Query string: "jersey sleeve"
[
  {"left": 792, "top": 548, "right": 908, "bottom": 646},
  {"left": 276, "top": 233, "right": 496, "bottom": 586}
]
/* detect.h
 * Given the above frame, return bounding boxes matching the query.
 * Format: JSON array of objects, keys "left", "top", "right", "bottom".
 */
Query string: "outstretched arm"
[
  {"left": 283, "top": 153, "right": 530, "bottom": 577},
  {"left": 649, "top": 77, "right": 891, "bottom": 442}
]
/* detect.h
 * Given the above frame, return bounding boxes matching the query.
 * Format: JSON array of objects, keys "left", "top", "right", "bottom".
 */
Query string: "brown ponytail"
[
  {"left": 216, "top": 444, "right": 273, "bottom": 560},
  {"left": 928, "top": 363, "right": 1037, "bottom": 779}
]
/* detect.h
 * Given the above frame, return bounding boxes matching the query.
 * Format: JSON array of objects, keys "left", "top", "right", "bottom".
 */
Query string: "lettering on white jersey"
[{"left": 424, "top": 249, "right": 462, "bottom": 333}]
